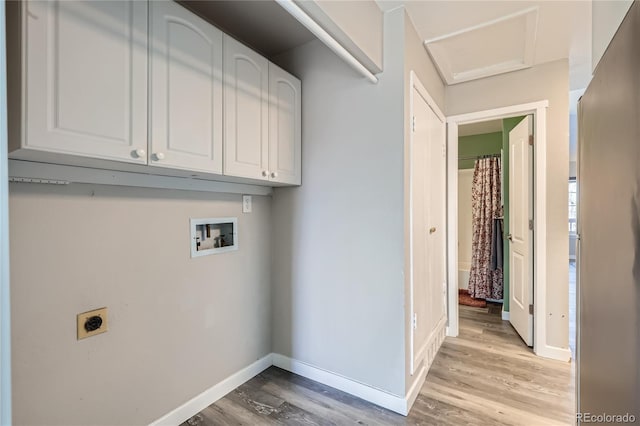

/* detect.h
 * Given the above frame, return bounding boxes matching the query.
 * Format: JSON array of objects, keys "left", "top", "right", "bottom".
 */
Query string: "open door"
[{"left": 508, "top": 116, "right": 534, "bottom": 346}]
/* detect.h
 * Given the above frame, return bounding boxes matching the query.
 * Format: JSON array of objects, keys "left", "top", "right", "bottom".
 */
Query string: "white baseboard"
[
  {"left": 272, "top": 353, "right": 408, "bottom": 415},
  {"left": 150, "top": 341, "right": 451, "bottom": 425},
  {"left": 406, "top": 317, "right": 446, "bottom": 413},
  {"left": 501, "top": 308, "right": 510, "bottom": 321},
  {"left": 405, "top": 365, "right": 426, "bottom": 414},
  {"left": 535, "top": 345, "right": 572, "bottom": 362},
  {"left": 149, "top": 354, "right": 273, "bottom": 426}
]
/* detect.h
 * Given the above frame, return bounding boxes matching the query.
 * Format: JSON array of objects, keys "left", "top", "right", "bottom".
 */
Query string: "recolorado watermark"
[{"left": 577, "top": 413, "right": 636, "bottom": 423}]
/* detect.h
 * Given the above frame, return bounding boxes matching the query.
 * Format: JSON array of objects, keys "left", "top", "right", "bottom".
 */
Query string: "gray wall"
[
  {"left": 9, "top": 183, "right": 271, "bottom": 425},
  {"left": 271, "top": 8, "right": 406, "bottom": 396},
  {"left": 446, "top": 59, "right": 570, "bottom": 350},
  {"left": 579, "top": 2, "right": 640, "bottom": 418},
  {"left": 271, "top": 6, "right": 445, "bottom": 398}
]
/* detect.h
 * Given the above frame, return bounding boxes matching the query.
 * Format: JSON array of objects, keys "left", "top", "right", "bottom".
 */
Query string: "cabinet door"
[
  {"left": 223, "top": 35, "right": 269, "bottom": 180},
  {"left": 149, "top": 1, "right": 223, "bottom": 174},
  {"left": 24, "top": 1, "right": 148, "bottom": 163},
  {"left": 268, "top": 64, "right": 301, "bottom": 185}
]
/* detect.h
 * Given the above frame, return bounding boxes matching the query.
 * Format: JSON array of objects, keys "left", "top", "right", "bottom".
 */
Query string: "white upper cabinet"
[
  {"left": 269, "top": 63, "right": 301, "bottom": 185},
  {"left": 223, "top": 37, "right": 301, "bottom": 185},
  {"left": 223, "top": 35, "right": 269, "bottom": 181},
  {"left": 9, "top": 1, "right": 301, "bottom": 187},
  {"left": 149, "top": 1, "right": 223, "bottom": 174},
  {"left": 18, "top": 0, "right": 148, "bottom": 163}
]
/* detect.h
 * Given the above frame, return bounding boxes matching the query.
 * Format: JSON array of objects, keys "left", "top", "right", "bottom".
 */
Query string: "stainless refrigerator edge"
[{"left": 577, "top": 1, "right": 640, "bottom": 422}]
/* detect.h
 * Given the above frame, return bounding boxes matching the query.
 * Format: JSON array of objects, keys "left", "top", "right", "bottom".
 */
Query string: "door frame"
[{"left": 446, "top": 100, "right": 567, "bottom": 361}]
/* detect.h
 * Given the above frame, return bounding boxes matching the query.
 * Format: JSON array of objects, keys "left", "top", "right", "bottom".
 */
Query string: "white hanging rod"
[{"left": 275, "top": 0, "right": 379, "bottom": 84}]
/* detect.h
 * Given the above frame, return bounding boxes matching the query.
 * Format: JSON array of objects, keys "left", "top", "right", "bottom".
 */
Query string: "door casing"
[{"left": 446, "top": 101, "right": 570, "bottom": 361}]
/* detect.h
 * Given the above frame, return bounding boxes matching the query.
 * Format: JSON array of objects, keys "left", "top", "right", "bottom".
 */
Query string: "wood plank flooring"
[{"left": 182, "top": 304, "right": 574, "bottom": 426}]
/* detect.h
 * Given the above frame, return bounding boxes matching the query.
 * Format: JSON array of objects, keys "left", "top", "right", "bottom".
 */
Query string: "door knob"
[
  {"left": 271, "top": 172, "right": 278, "bottom": 179},
  {"left": 154, "top": 152, "right": 165, "bottom": 161},
  {"left": 507, "top": 234, "right": 513, "bottom": 241},
  {"left": 429, "top": 227, "right": 436, "bottom": 234},
  {"left": 262, "top": 170, "right": 268, "bottom": 177},
  {"left": 133, "top": 148, "right": 146, "bottom": 158}
]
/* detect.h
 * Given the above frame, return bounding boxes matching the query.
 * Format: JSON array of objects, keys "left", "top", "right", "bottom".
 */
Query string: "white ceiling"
[{"left": 377, "top": 1, "right": 592, "bottom": 89}]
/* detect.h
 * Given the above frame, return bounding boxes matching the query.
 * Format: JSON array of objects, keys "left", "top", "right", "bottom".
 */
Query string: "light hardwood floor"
[{"left": 182, "top": 304, "right": 574, "bottom": 426}]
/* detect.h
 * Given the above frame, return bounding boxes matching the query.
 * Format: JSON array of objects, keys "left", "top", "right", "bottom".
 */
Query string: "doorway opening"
[
  {"left": 456, "top": 115, "right": 533, "bottom": 348},
  {"left": 446, "top": 101, "right": 569, "bottom": 361}
]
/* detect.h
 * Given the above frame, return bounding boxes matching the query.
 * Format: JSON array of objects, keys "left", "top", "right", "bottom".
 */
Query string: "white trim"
[
  {"left": 424, "top": 7, "right": 539, "bottom": 44},
  {"left": 9, "top": 160, "right": 273, "bottom": 196},
  {"left": 405, "top": 365, "right": 427, "bottom": 414},
  {"left": 446, "top": 121, "right": 459, "bottom": 337},
  {"left": 151, "top": 352, "right": 428, "bottom": 424},
  {"left": 149, "top": 354, "right": 273, "bottom": 426},
  {"left": 274, "top": 0, "right": 378, "bottom": 84},
  {"left": 0, "top": 1, "right": 11, "bottom": 422},
  {"left": 535, "top": 345, "right": 572, "bottom": 362},
  {"left": 531, "top": 108, "right": 549, "bottom": 359},
  {"left": 408, "top": 72, "right": 416, "bottom": 371},
  {"left": 272, "top": 353, "right": 410, "bottom": 415},
  {"left": 446, "top": 101, "right": 567, "bottom": 361},
  {"left": 447, "top": 101, "right": 549, "bottom": 123},
  {"left": 502, "top": 308, "right": 510, "bottom": 321},
  {"left": 408, "top": 71, "right": 446, "bottom": 372},
  {"left": 410, "top": 71, "right": 446, "bottom": 121}
]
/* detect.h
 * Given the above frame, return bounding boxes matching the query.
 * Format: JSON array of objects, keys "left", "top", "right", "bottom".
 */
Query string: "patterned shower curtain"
[{"left": 468, "top": 157, "right": 503, "bottom": 300}]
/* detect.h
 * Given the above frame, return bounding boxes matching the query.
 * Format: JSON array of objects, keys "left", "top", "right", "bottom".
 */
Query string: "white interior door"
[
  {"left": 509, "top": 116, "right": 534, "bottom": 346},
  {"left": 410, "top": 82, "right": 446, "bottom": 373},
  {"left": 410, "top": 86, "right": 429, "bottom": 373},
  {"left": 427, "top": 102, "right": 447, "bottom": 338}
]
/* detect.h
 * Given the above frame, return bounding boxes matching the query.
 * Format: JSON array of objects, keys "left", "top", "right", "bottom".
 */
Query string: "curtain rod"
[
  {"left": 275, "top": 0, "right": 379, "bottom": 84},
  {"left": 458, "top": 153, "right": 501, "bottom": 161}
]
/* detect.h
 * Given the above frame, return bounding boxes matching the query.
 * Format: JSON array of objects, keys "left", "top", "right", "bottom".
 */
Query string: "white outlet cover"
[{"left": 242, "top": 195, "right": 252, "bottom": 213}]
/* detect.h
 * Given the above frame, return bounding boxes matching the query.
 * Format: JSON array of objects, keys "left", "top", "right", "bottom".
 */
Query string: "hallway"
[
  {"left": 183, "top": 304, "right": 574, "bottom": 426},
  {"left": 414, "top": 304, "right": 575, "bottom": 425}
]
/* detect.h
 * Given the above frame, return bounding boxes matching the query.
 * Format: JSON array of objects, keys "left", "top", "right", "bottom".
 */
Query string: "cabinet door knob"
[
  {"left": 154, "top": 152, "right": 165, "bottom": 161},
  {"left": 429, "top": 227, "right": 436, "bottom": 234},
  {"left": 134, "top": 148, "right": 146, "bottom": 158},
  {"left": 262, "top": 170, "right": 268, "bottom": 177},
  {"left": 271, "top": 172, "right": 278, "bottom": 179}
]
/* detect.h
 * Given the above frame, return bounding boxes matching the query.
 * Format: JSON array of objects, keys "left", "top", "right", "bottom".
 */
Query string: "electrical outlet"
[
  {"left": 77, "top": 307, "right": 108, "bottom": 340},
  {"left": 242, "top": 195, "right": 252, "bottom": 213}
]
